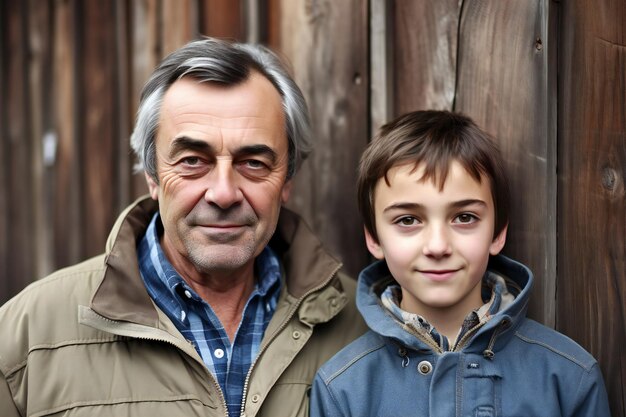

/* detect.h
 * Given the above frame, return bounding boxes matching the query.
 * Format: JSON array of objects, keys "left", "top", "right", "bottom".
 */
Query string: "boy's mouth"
[{"left": 418, "top": 269, "right": 460, "bottom": 281}]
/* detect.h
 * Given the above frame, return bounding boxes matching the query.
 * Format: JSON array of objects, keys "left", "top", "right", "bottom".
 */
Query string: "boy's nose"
[
  {"left": 204, "top": 161, "right": 243, "bottom": 209},
  {"left": 422, "top": 226, "right": 452, "bottom": 258}
]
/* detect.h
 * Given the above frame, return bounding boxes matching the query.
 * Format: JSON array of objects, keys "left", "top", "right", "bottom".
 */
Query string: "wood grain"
[
  {"left": 78, "top": 0, "right": 117, "bottom": 257},
  {"left": 3, "top": 1, "right": 35, "bottom": 300},
  {"left": 557, "top": 0, "right": 625, "bottom": 413},
  {"left": 453, "top": 0, "right": 557, "bottom": 327},
  {"left": 277, "top": 0, "right": 370, "bottom": 278},
  {"left": 200, "top": 0, "right": 243, "bottom": 40},
  {"left": 393, "top": 0, "right": 460, "bottom": 114},
  {"left": 51, "top": 0, "right": 81, "bottom": 269}
]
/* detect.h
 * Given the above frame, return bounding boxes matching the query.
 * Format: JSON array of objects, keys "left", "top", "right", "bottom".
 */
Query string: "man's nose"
[
  {"left": 204, "top": 161, "right": 243, "bottom": 209},
  {"left": 422, "top": 224, "right": 452, "bottom": 258}
]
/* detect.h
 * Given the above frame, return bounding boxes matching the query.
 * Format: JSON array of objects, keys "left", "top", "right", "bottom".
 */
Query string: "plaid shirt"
[{"left": 137, "top": 213, "right": 281, "bottom": 417}]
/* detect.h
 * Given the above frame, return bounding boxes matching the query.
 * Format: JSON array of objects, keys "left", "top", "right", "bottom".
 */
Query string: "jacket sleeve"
[
  {"left": 0, "top": 372, "right": 21, "bottom": 417},
  {"left": 309, "top": 371, "right": 345, "bottom": 417},
  {"left": 571, "top": 363, "right": 611, "bottom": 417}
]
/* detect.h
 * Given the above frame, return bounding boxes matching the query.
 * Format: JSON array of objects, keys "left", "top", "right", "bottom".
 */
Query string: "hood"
[{"left": 356, "top": 254, "right": 533, "bottom": 355}]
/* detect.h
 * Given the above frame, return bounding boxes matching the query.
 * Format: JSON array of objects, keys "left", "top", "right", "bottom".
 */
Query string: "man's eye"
[
  {"left": 454, "top": 213, "right": 478, "bottom": 224},
  {"left": 181, "top": 156, "right": 200, "bottom": 166},
  {"left": 244, "top": 159, "right": 267, "bottom": 169}
]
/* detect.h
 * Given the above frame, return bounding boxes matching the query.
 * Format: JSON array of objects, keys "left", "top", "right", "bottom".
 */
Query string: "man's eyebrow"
[
  {"left": 169, "top": 136, "right": 214, "bottom": 158},
  {"left": 234, "top": 144, "right": 278, "bottom": 164}
]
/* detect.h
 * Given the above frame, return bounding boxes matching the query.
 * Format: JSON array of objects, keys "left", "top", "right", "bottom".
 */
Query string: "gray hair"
[{"left": 130, "top": 38, "right": 312, "bottom": 181}]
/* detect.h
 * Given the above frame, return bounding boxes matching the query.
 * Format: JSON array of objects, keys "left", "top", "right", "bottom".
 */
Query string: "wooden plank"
[
  {"left": 393, "top": 0, "right": 460, "bottom": 114},
  {"left": 265, "top": 0, "right": 281, "bottom": 48},
  {"left": 51, "top": 0, "right": 81, "bottom": 268},
  {"left": 199, "top": 0, "right": 243, "bottom": 40},
  {"left": 557, "top": 0, "right": 626, "bottom": 414},
  {"left": 3, "top": 0, "right": 36, "bottom": 302},
  {"left": 370, "top": 0, "right": 393, "bottom": 133},
  {"left": 277, "top": 0, "right": 370, "bottom": 278},
  {"left": 452, "top": 0, "right": 556, "bottom": 327},
  {"left": 77, "top": 0, "right": 117, "bottom": 257},
  {"left": 28, "top": 0, "right": 54, "bottom": 279},
  {"left": 130, "top": 0, "right": 159, "bottom": 198},
  {"left": 161, "top": 0, "right": 196, "bottom": 56},
  {"left": 0, "top": 0, "right": 12, "bottom": 303},
  {"left": 114, "top": 0, "right": 132, "bottom": 212}
]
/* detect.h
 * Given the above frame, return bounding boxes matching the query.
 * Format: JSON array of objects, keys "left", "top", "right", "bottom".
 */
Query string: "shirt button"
[
  {"left": 184, "top": 290, "right": 192, "bottom": 299},
  {"left": 214, "top": 348, "right": 225, "bottom": 359},
  {"left": 292, "top": 330, "right": 301, "bottom": 340},
  {"left": 417, "top": 360, "right": 433, "bottom": 375},
  {"left": 180, "top": 310, "right": 186, "bottom": 321},
  {"left": 251, "top": 394, "right": 260, "bottom": 403}
]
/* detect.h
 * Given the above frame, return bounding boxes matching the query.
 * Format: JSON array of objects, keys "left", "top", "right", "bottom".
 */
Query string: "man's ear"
[
  {"left": 364, "top": 226, "right": 385, "bottom": 260},
  {"left": 489, "top": 223, "right": 508, "bottom": 255},
  {"left": 145, "top": 172, "right": 159, "bottom": 200},
  {"left": 281, "top": 179, "right": 293, "bottom": 204}
]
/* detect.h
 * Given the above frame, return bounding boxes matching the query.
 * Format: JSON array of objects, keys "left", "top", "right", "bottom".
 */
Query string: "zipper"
[
  {"left": 404, "top": 322, "right": 444, "bottom": 354},
  {"left": 79, "top": 305, "right": 230, "bottom": 415},
  {"left": 238, "top": 264, "right": 342, "bottom": 416}
]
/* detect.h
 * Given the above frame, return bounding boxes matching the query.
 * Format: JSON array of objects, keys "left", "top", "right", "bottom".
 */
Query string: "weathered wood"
[
  {"left": 453, "top": 0, "right": 557, "bottom": 327},
  {"left": 393, "top": 0, "right": 460, "bottom": 114},
  {"left": 3, "top": 0, "right": 35, "bottom": 303},
  {"left": 28, "top": 0, "right": 54, "bottom": 279},
  {"left": 130, "top": 0, "right": 159, "bottom": 198},
  {"left": 557, "top": 0, "right": 626, "bottom": 414},
  {"left": 277, "top": 0, "right": 370, "bottom": 278},
  {"left": 370, "top": 0, "right": 393, "bottom": 133},
  {"left": 114, "top": 0, "right": 132, "bottom": 212},
  {"left": 199, "top": 0, "right": 243, "bottom": 40},
  {"left": 161, "top": 0, "right": 197, "bottom": 56},
  {"left": 77, "top": 0, "right": 118, "bottom": 257},
  {"left": 0, "top": 0, "right": 12, "bottom": 303},
  {"left": 51, "top": 0, "right": 81, "bottom": 269}
]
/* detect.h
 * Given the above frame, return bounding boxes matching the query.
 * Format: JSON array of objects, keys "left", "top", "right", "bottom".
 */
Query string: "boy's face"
[{"left": 365, "top": 161, "right": 507, "bottom": 319}]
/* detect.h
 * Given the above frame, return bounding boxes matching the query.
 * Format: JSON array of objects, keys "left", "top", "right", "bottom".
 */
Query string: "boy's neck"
[{"left": 400, "top": 289, "right": 484, "bottom": 344}]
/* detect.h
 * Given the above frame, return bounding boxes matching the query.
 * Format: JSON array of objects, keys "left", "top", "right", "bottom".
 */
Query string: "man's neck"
[{"left": 185, "top": 271, "right": 256, "bottom": 342}]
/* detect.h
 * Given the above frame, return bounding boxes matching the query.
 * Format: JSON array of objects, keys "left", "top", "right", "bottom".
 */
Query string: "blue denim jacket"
[{"left": 310, "top": 255, "right": 611, "bottom": 417}]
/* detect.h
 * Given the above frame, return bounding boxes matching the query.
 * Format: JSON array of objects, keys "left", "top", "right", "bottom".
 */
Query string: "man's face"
[
  {"left": 365, "top": 161, "right": 507, "bottom": 321},
  {"left": 146, "top": 73, "right": 291, "bottom": 279}
]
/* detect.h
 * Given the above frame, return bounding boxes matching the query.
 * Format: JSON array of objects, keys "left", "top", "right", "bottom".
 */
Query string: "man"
[{"left": 0, "top": 38, "right": 366, "bottom": 417}]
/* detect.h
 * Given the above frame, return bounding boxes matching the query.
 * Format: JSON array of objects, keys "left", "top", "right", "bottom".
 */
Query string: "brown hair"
[{"left": 357, "top": 110, "right": 510, "bottom": 242}]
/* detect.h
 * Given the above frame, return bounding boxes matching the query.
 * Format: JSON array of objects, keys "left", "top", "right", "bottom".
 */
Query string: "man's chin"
[{"left": 188, "top": 245, "right": 257, "bottom": 273}]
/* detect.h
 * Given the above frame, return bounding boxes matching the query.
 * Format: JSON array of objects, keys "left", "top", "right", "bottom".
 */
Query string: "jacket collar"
[
  {"left": 90, "top": 196, "right": 343, "bottom": 327},
  {"left": 357, "top": 254, "right": 533, "bottom": 353}
]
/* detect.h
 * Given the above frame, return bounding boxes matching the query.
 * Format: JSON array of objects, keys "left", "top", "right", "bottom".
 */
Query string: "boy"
[{"left": 309, "top": 110, "right": 610, "bottom": 416}]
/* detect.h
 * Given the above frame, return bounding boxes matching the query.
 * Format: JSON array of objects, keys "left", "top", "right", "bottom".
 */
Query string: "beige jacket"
[{"left": 0, "top": 197, "right": 366, "bottom": 417}]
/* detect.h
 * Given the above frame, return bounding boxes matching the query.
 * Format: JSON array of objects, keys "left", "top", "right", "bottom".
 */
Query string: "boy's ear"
[
  {"left": 145, "top": 172, "right": 159, "bottom": 200},
  {"left": 489, "top": 223, "right": 508, "bottom": 256},
  {"left": 364, "top": 226, "right": 385, "bottom": 260}
]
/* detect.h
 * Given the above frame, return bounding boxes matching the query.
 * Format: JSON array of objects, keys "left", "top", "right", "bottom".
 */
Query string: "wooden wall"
[{"left": 1, "top": 0, "right": 624, "bottom": 414}]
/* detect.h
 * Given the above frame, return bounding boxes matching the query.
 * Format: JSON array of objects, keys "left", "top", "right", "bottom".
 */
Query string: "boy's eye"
[
  {"left": 453, "top": 213, "right": 478, "bottom": 224},
  {"left": 395, "top": 216, "right": 419, "bottom": 226}
]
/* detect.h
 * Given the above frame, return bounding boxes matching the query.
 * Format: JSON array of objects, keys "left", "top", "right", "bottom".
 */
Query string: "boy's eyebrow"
[
  {"left": 382, "top": 202, "right": 423, "bottom": 213},
  {"left": 449, "top": 199, "right": 488, "bottom": 209},
  {"left": 382, "top": 199, "right": 487, "bottom": 213}
]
